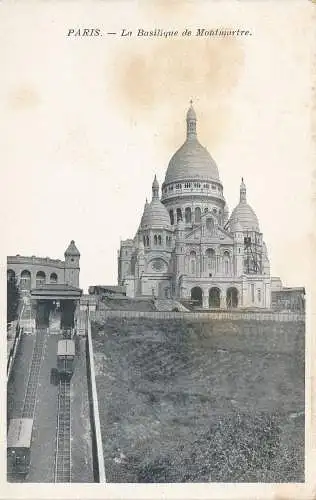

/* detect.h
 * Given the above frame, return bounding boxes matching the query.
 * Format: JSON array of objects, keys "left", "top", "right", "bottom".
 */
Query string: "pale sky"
[{"left": 1, "top": 1, "right": 314, "bottom": 293}]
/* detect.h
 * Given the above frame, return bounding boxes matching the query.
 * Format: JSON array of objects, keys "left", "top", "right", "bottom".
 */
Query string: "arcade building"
[
  {"left": 118, "top": 103, "right": 273, "bottom": 309},
  {"left": 7, "top": 241, "right": 82, "bottom": 329}
]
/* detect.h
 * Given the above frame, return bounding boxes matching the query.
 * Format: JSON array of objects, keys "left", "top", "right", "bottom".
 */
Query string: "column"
[
  {"left": 220, "top": 291, "right": 226, "bottom": 309},
  {"left": 202, "top": 291, "right": 209, "bottom": 309}
]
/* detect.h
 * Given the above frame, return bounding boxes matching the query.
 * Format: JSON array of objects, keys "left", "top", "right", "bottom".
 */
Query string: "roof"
[
  {"left": 57, "top": 339, "right": 75, "bottom": 356},
  {"left": 165, "top": 137, "right": 220, "bottom": 184},
  {"left": 65, "top": 240, "right": 80, "bottom": 257},
  {"left": 88, "top": 285, "right": 126, "bottom": 295},
  {"left": 7, "top": 418, "right": 33, "bottom": 448},
  {"left": 141, "top": 198, "right": 170, "bottom": 228},
  {"left": 230, "top": 202, "right": 260, "bottom": 232},
  {"left": 31, "top": 283, "right": 82, "bottom": 299}
]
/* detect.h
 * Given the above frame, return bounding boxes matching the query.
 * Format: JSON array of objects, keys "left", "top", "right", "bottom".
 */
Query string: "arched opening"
[
  {"left": 176, "top": 208, "right": 182, "bottom": 222},
  {"left": 7, "top": 269, "right": 16, "bottom": 283},
  {"left": 195, "top": 207, "right": 201, "bottom": 223},
  {"left": 146, "top": 236, "right": 149, "bottom": 246},
  {"left": 36, "top": 271, "right": 46, "bottom": 287},
  {"left": 143, "top": 236, "right": 146, "bottom": 246},
  {"left": 209, "top": 287, "right": 221, "bottom": 308},
  {"left": 50, "top": 272, "right": 58, "bottom": 284},
  {"left": 223, "top": 250, "right": 231, "bottom": 275},
  {"left": 154, "top": 235, "right": 158, "bottom": 245},
  {"left": 158, "top": 235, "right": 162, "bottom": 245},
  {"left": 169, "top": 210, "right": 174, "bottom": 225},
  {"left": 191, "top": 286, "right": 203, "bottom": 307},
  {"left": 20, "top": 270, "right": 31, "bottom": 290},
  {"left": 185, "top": 207, "right": 192, "bottom": 223},
  {"left": 226, "top": 287, "right": 238, "bottom": 308}
]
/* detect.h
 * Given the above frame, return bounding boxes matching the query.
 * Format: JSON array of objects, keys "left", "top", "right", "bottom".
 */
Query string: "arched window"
[
  {"left": 258, "top": 289, "right": 261, "bottom": 302},
  {"left": 154, "top": 235, "right": 158, "bottom": 245},
  {"left": 50, "top": 272, "right": 58, "bottom": 284},
  {"left": 206, "top": 248, "right": 216, "bottom": 271},
  {"left": 146, "top": 236, "right": 149, "bottom": 246},
  {"left": 7, "top": 269, "right": 16, "bottom": 283},
  {"left": 185, "top": 207, "right": 192, "bottom": 223},
  {"left": 176, "top": 208, "right": 182, "bottom": 222},
  {"left": 36, "top": 271, "right": 46, "bottom": 286},
  {"left": 223, "top": 251, "right": 230, "bottom": 275},
  {"left": 204, "top": 207, "right": 209, "bottom": 213},
  {"left": 195, "top": 207, "right": 201, "bottom": 223},
  {"left": 206, "top": 217, "right": 214, "bottom": 233},
  {"left": 20, "top": 270, "right": 31, "bottom": 290},
  {"left": 158, "top": 235, "right": 162, "bottom": 245},
  {"left": 143, "top": 236, "right": 146, "bottom": 246},
  {"left": 169, "top": 210, "right": 174, "bottom": 225}
]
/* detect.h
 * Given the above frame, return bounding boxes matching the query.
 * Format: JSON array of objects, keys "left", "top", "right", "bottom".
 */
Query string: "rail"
[{"left": 54, "top": 379, "right": 71, "bottom": 483}]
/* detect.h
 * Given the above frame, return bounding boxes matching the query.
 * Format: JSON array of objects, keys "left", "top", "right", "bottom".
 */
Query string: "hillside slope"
[{"left": 92, "top": 318, "right": 304, "bottom": 482}]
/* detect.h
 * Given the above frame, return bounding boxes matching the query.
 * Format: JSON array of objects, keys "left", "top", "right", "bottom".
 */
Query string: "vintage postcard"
[{"left": 1, "top": 0, "right": 315, "bottom": 499}]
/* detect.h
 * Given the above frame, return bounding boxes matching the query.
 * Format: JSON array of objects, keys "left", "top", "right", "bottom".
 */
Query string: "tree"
[{"left": 7, "top": 276, "right": 20, "bottom": 323}]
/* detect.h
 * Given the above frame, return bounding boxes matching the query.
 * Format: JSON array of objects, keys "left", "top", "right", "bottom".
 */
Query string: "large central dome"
[{"left": 164, "top": 103, "right": 220, "bottom": 185}]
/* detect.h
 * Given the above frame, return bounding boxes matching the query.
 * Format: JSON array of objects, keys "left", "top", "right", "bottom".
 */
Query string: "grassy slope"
[{"left": 92, "top": 319, "right": 305, "bottom": 483}]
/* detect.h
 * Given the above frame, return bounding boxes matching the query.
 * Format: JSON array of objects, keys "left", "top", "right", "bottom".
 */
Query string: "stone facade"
[
  {"left": 7, "top": 240, "right": 80, "bottom": 291},
  {"left": 118, "top": 104, "right": 273, "bottom": 309}
]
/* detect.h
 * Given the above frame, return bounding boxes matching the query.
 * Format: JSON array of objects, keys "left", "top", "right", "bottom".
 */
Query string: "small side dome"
[
  {"left": 141, "top": 176, "right": 170, "bottom": 228},
  {"left": 65, "top": 240, "right": 80, "bottom": 257},
  {"left": 230, "top": 178, "right": 260, "bottom": 232},
  {"left": 141, "top": 200, "right": 170, "bottom": 228}
]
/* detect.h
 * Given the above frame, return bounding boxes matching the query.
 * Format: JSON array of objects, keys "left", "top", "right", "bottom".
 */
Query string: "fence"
[
  {"left": 86, "top": 311, "right": 106, "bottom": 483},
  {"left": 91, "top": 309, "right": 305, "bottom": 323}
]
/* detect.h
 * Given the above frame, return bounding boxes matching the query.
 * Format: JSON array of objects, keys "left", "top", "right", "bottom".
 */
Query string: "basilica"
[{"left": 118, "top": 103, "right": 272, "bottom": 309}]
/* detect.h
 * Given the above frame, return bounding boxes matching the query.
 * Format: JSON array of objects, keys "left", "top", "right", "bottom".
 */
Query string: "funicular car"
[
  {"left": 7, "top": 418, "right": 33, "bottom": 477},
  {"left": 57, "top": 339, "right": 75, "bottom": 379}
]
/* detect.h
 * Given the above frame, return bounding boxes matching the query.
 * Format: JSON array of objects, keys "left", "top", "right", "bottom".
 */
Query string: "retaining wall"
[
  {"left": 86, "top": 311, "right": 106, "bottom": 483},
  {"left": 91, "top": 309, "right": 305, "bottom": 323}
]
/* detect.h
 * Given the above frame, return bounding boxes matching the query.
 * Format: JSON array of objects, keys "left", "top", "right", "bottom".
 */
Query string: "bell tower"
[{"left": 64, "top": 240, "right": 80, "bottom": 287}]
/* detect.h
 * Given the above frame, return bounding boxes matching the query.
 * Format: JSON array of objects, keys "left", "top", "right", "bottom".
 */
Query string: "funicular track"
[
  {"left": 21, "top": 328, "right": 47, "bottom": 419},
  {"left": 54, "top": 378, "right": 71, "bottom": 482}
]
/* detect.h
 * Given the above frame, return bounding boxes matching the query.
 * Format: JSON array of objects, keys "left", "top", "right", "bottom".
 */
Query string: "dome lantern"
[
  {"left": 240, "top": 177, "right": 247, "bottom": 203},
  {"left": 152, "top": 175, "right": 159, "bottom": 200},
  {"left": 186, "top": 100, "right": 197, "bottom": 139}
]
